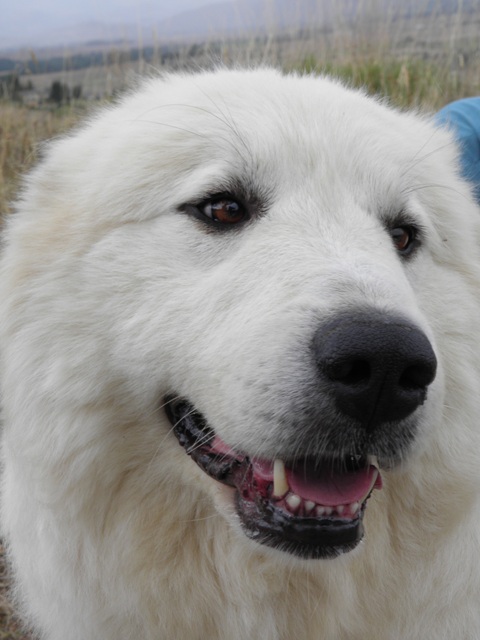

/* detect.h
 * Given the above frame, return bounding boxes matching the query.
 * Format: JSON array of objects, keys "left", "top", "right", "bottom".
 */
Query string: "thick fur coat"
[{"left": 1, "top": 69, "right": 480, "bottom": 639}]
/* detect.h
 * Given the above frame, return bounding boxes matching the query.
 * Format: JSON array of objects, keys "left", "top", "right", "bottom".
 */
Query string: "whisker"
[{"left": 401, "top": 182, "right": 470, "bottom": 202}]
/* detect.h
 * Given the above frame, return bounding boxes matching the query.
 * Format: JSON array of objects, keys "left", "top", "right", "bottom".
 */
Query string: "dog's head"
[{"left": 3, "top": 69, "right": 480, "bottom": 562}]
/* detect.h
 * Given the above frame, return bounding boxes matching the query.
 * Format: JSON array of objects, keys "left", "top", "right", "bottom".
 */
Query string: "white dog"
[{"left": 2, "top": 69, "right": 480, "bottom": 640}]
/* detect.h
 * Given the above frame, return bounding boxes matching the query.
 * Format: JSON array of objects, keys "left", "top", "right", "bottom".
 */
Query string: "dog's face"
[{"left": 7, "top": 70, "right": 480, "bottom": 562}]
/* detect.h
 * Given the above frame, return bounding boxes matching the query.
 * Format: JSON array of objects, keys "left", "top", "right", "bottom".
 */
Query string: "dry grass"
[{"left": 0, "top": 104, "right": 86, "bottom": 219}]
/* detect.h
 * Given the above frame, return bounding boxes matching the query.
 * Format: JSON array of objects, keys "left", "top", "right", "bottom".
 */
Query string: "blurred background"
[
  {"left": 1, "top": 0, "right": 480, "bottom": 218},
  {"left": 0, "top": 0, "right": 479, "bottom": 636}
]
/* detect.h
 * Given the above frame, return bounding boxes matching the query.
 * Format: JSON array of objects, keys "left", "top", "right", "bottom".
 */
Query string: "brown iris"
[
  {"left": 202, "top": 198, "right": 246, "bottom": 225},
  {"left": 391, "top": 226, "right": 415, "bottom": 254}
]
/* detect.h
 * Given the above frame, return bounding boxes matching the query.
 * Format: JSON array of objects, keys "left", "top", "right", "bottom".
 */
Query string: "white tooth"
[
  {"left": 305, "top": 500, "right": 315, "bottom": 514},
  {"left": 324, "top": 507, "right": 333, "bottom": 516},
  {"left": 350, "top": 502, "right": 360, "bottom": 515},
  {"left": 315, "top": 505, "right": 325, "bottom": 516},
  {"left": 286, "top": 493, "right": 301, "bottom": 511},
  {"left": 355, "top": 459, "right": 382, "bottom": 504},
  {"left": 336, "top": 505, "right": 345, "bottom": 515},
  {"left": 272, "top": 459, "right": 289, "bottom": 498},
  {"left": 362, "top": 466, "right": 380, "bottom": 503}
]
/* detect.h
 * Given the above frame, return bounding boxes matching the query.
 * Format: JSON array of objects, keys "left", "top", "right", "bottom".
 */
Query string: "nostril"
[
  {"left": 399, "top": 362, "right": 436, "bottom": 391},
  {"left": 326, "top": 359, "right": 371, "bottom": 386}
]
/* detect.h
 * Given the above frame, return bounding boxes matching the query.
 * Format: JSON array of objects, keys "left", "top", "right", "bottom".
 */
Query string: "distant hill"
[
  {"left": 1, "top": 0, "right": 478, "bottom": 61},
  {"left": 149, "top": 0, "right": 480, "bottom": 40}
]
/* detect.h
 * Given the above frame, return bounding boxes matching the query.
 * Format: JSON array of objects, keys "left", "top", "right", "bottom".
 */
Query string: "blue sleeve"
[{"left": 435, "top": 97, "right": 480, "bottom": 204}]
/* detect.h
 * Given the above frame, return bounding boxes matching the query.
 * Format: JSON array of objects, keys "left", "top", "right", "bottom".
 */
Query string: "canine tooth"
[
  {"left": 315, "top": 506, "right": 325, "bottom": 517},
  {"left": 305, "top": 500, "right": 315, "bottom": 514},
  {"left": 324, "top": 507, "right": 333, "bottom": 516},
  {"left": 272, "top": 459, "right": 289, "bottom": 498},
  {"left": 336, "top": 505, "right": 345, "bottom": 516},
  {"left": 350, "top": 502, "right": 360, "bottom": 515},
  {"left": 368, "top": 455, "right": 379, "bottom": 468},
  {"left": 286, "top": 493, "right": 301, "bottom": 511}
]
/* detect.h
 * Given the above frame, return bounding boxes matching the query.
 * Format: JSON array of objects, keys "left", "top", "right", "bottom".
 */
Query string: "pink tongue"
[
  {"left": 250, "top": 458, "right": 381, "bottom": 506},
  {"left": 286, "top": 464, "right": 380, "bottom": 506},
  {"left": 213, "top": 435, "right": 382, "bottom": 507}
]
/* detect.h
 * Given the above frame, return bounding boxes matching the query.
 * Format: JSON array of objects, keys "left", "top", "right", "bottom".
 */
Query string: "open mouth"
[{"left": 165, "top": 397, "right": 382, "bottom": 559}]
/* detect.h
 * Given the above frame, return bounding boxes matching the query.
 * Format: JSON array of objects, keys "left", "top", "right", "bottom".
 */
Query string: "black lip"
[
  {"left": 165, "top": 396, "right": 241, "bottom": 484},
  {"left": 165, "top": 396, "right": 369, "bottom": 559},
  {"left": 236, "top": 491, "right": 364, "bottom": 559}
]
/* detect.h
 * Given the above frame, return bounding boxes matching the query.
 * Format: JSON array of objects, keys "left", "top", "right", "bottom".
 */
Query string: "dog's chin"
[{"left": 165, "top": 397, "right": 382, "bottom": 560}]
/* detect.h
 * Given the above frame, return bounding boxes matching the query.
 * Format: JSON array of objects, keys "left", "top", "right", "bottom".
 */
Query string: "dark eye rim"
[{"left": 182, "top": 192, "right": 250, "bottom": 230}]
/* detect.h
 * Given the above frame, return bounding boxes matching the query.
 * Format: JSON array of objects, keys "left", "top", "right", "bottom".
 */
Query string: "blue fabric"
[{"left": 435, "top": 97, "right": 480, "bottom": 204}]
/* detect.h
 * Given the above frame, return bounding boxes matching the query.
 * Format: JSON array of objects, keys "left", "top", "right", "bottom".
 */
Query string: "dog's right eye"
[{"left": 185, "top": 194, "right": 249, "bottom": 228}]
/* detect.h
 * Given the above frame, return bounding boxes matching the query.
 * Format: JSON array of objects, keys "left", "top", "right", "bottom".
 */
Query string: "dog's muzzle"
[{"left": 165, "top": 311, "right": 437, "bottom": 559}]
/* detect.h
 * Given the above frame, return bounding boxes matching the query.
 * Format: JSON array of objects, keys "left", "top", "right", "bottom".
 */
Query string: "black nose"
[{"left": 314, "top": 312, "right": 437, "bottom": 428}]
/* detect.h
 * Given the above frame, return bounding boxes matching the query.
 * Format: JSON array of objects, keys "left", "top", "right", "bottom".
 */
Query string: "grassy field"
[
  {"left": 1, "top": 56, "right": 477, "bottom": 221},
  {"left": 0, "top": 3, "right": 479, "bottom": 637},
  {"left": 0, "top": 104, "right": 87, "bottom": 220}
]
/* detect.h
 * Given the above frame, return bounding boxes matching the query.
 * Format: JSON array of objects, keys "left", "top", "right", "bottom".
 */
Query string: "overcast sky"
[{"left": 1, "top": 0, "right": 219, "bottom": 50}]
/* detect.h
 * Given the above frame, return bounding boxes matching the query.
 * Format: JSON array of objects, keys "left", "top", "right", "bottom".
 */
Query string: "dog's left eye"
[
  {"left": 200, "top": 197, "right": 247, "bottom": 225},
  {"left": 390, "top": 225, "right": 417, "bottom": 255}
]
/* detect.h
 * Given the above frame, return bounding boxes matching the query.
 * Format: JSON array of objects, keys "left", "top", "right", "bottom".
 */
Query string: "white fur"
[{"left": 2, "top": 69, "right": 480, "bottom": 639}]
